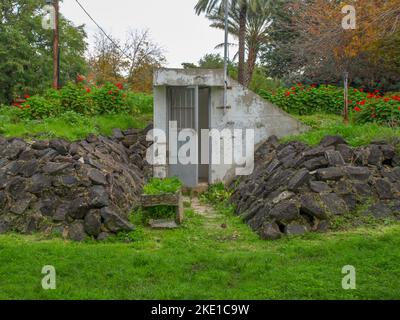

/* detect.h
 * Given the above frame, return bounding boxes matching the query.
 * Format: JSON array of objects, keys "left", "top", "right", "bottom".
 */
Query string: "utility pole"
[
  {"left": 49, "top": 0, "right": 60, "bottom": 89},
  {"left": 343, "top": 71, "right": 349, "bottom": 124}
]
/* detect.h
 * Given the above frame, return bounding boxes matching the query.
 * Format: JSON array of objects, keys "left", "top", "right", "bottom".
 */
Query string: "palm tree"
[
  {"left": 195, "top": 0, "right": 248, "bottom": 86},
  {"left": 207, "top": 0, "right": 273, "bottom": 87}
]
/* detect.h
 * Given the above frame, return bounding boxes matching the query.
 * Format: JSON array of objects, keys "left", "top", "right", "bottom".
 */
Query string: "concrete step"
[{"left": 149, "top": 219, "right": 179, "bottom": 229}]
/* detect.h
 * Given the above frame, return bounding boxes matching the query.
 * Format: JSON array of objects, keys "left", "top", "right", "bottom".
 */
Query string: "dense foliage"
[
  {"left": 0, "top": 0, "right": 87, "bottom": 104},
  {"left": 353, "top": 94, "right": 400, "bottom": 126},
  {"left": 139, "top": 178, "right": 183, "bottom": 224},
  {"left": 143, "top": 178, "right": 183, "bottom": 195},
  {"left": 8, "top": 82, "right": 153, "bottom": 120},
  {"left": 260, "top": 84, "right": 400, "bottom": 126},
  {"left": 200, "top": 183, "right": 233, "bottom": 206},
  {"left": 260, "top": 84, "right": 360, "bottom": 115},
  {"left": 260, "top": 0, "right": 400, "bottom": 91},
  {"left": 88, "top": 29, "right": 165, "bottom": 94}
]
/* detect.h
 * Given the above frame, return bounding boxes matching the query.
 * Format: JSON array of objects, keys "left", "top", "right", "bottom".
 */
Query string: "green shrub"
[
  {"left": 139, "top": 178, "right": 183, "bottom": 224},
  {"left": 126, "top": 91, "right": 153, "bottom": 114},
  {"left": 259, "top": 84, "right": 366, "bottom": 115},
  {"left": 57, "top": 111, "right": 91, "bottom": 126},
  {"left": 260, "top": 85, "right": 400, "bottom": 127},
  {"left": 0, "top": 105, "right": 24, "bottom": 122},
  {"left": 143, "top": 177, "right": 182, "bottom": 195},
  {"left": 59, "top": 82, "right": 94, "bottom": 115},
  {"left": 135, "top": 178, "right": 182, "bottom": 224},
  {"left": 248, "top": 68, "right": 282, "bottom": 93},
  {"left": 10, "top": 82, "right": 153, "bottom": 120},
  {"left": 353, "top": 95, "right": 400, "bottom": 126},
  {"left": 20, "top": 95, "right": 61, "bottom": 119},
  {"left": 90, "top": 83, "right": 129, "bottom": 115},
  {"left": 200, "top": 183, "right": 232, "bottom": 205}
]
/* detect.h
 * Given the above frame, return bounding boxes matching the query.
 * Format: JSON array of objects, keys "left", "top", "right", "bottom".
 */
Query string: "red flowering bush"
[
  {"left": 352, "top": 94, "right": 400, "bottom": 126},
  {"left": 260, "top": 84, "right": 366, "bottom": 115},
  {"left": 259, "top": 85, "right": 400, "bottom": 126},
  {"left": 59, "top": 82, "right": 95, "bottom": 115},
  {"left": 18, "top": 95, "right": 61, "bottom": 120},
  {"left": 90, "top": 82, "right": 130, "bottom": 114},
  {"left": 12, "top": 81, "right": 153, "bottom": 120}
]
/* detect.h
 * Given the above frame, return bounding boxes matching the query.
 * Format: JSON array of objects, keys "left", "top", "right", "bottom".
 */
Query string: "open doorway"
[{"left": 167, "top": 86, "right": 210, "bottom": 187}]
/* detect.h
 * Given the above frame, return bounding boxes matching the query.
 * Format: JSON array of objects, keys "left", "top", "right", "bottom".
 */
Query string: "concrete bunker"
[{"left": 153, "top": 68, "right": 308, "bottom": 187}]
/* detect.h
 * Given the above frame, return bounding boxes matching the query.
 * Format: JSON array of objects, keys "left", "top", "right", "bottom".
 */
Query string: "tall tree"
[
  {"left": 88, "top": 29, "right": 165, "bottom": 92},
  {"left": 182, "top": 53, "right": 226, "bottom": 69},
  {"left": 261, "top": 0, "right": 400, "bottom": 122},
  {"left": 261, "top": 0, "right": 400, "bottom": 91},
  {"left": 88, "top": 32, "right": 126, "bottom": 84},
  {"left": 259, "top": 0, "right": 298, "bottom": 79},
  {"left": 199, "top": 53, "right": 225, "bottom": 68},
  {"left": 207, "top": 0, "right": 273, "bottom": 86},
  {"left": 124, "top": 29, "right": 165, "bottom": 92},
  {"left": 195, "top": 0, "right": 248, "bottom": 86}
]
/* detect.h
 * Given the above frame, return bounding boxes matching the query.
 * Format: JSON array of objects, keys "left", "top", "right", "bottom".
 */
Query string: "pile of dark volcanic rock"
[
  {"left": 0, "top": 126, "right": 152, "bottom": 241},
  {"left": 231, "top": 135, "right": 400, "bottom": 240}
]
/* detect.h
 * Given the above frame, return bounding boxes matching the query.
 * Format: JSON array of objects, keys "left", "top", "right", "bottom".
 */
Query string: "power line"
[{"left": 74, "top": 0, "right": 131, "bottom": 60}]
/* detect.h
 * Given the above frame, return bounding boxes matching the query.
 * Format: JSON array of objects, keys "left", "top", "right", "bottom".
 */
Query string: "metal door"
[{"left": 167, "top": 86, "right": 198, "bottom": 187}]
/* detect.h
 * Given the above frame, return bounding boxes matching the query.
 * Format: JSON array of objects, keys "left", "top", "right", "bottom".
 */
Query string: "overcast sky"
[{"left": 61, "top": 0, "right": 230, "bottom": 68}]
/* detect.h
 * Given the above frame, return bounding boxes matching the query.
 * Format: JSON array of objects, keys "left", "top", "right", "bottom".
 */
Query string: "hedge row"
[
  {"left": 8, "top": 82, "right": 153, "bottom": 120},
  {"left": 260, "top": 85, "right": 400, "bottom": 125}
]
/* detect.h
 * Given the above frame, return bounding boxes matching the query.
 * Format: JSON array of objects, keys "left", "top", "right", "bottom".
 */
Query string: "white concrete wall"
[
  {"left": 153, "top": 86, "right": 168, "bottom": 179},
  {"left": 154, "top": 68, "right": 225, "bottom": 87},
  {"left": 209, "top": 79, "right": 308, "bottom": 183}
]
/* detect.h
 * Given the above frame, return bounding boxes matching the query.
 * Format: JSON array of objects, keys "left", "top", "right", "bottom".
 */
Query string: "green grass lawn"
[
  {"left": 0, "top": 111, "right": 152, "bottom": 141},
  {"left": 1, "top": 109, "right": 399, "bottom": 147},
  {"left": 0, "top": 206, "right": 399, "bottom": 300},
  {"left": 285, "top": 114, "right": 400, "bottom": 147},
  {"left": 1, "top": 112, "right": 400, "bottom": 299}
]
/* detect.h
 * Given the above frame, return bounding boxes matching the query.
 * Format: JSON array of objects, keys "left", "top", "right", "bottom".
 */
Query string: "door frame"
[{"left": 197, "top": 86, "right": 212, "bottom": 184}]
